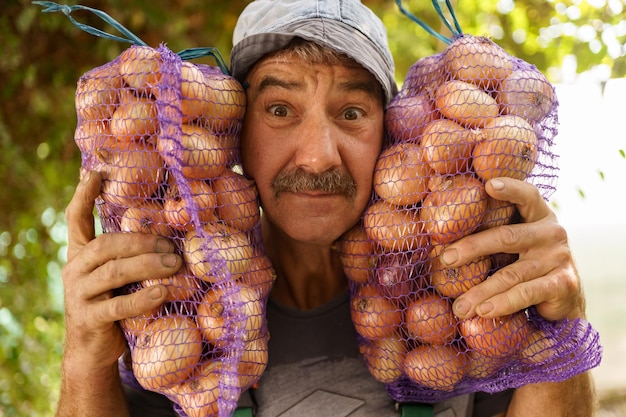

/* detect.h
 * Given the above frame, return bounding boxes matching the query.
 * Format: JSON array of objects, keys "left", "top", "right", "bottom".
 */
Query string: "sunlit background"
[{"left": 550, "top": 78, "right": 626, "bottom": 395}]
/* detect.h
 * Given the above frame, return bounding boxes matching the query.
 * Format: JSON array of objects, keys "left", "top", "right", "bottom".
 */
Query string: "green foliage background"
[{"left": 0, "top": 0, "right": 623, "bottom": 415}]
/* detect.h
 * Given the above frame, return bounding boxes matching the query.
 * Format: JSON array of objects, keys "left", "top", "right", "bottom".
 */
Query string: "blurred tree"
[{"left": 0, "top": 0, "right": 623, "bottom": 415}]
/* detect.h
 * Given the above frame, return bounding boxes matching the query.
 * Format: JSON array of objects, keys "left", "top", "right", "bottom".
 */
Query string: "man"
[{"left": 56, "top": 0, "right": 594, "bottom": 416}]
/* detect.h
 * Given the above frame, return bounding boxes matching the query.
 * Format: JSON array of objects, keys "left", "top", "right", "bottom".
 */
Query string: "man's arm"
[
  {"left": 56, "top": 171, "right": 180, "bottom": 416},
  {"left": 505, "top": 373, "right": 596, "bottom": 417},
  {"left": 56, "top": 361, "right": 130, "bottom": 417}
]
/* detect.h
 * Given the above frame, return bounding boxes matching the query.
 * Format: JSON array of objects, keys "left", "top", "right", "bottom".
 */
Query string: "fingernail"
[
  {"left": 490, "top": 178, "right": 505, "bottom": 190},
  {"left": 441, "top": 248, "right": 459, "bottom": 266},
  {"left": 161, "top": 253, "right": 179, "bottom": 268},
  {"left": 149, "top": 286, "right": 164, "bottom": 299},
  {"left": 155, "top": 238, "right": 173, "bottom": 253},
  {"left": 478, "top": 301, "right": 494, "bottom": 315},
  {"left": 454, "top": 299, "right": 471, "bottom": 316}
]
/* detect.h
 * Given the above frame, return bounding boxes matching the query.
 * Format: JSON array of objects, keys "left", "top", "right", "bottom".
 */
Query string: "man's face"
[{"left": 240, "top": 54, "right": 384, "bottom": 245}]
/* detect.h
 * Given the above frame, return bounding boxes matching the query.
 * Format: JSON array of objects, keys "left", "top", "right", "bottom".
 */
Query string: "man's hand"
[
  {"left": 441, "top": 177, "right": 584, "bottom": 321},
  {"left": 62, "top": 171, "right": 182, "bottom": 370}
]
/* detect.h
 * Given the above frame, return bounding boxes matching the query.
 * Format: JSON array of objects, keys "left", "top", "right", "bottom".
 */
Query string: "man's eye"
[
  {"left": 343, "top": 108, "right": 363, "bottom": 121},
  {"left": 269, "top": 105, "right": 289, "bottom": 117}
]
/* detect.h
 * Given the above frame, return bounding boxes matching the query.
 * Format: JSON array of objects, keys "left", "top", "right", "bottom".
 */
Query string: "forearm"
[
  {"left": 505, "top": 372, "right": 596, "bottom": 417},
  {"left": 56, "top": 356, "right": 130, "bottom": 417}
]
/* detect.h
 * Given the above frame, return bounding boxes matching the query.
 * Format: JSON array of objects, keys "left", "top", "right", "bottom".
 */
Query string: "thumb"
[{"left": 65, "top": 170, "right": 101, "bottom": 260}]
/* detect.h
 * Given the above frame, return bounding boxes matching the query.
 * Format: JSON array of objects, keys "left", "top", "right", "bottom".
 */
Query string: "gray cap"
[{"left": 231, "top": 0, "right": 398, "bottom": 104}]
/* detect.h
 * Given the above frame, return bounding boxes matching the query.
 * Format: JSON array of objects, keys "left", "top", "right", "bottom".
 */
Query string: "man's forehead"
[{"left": 246, "top": 57, "right": 383, "bottom": 100}]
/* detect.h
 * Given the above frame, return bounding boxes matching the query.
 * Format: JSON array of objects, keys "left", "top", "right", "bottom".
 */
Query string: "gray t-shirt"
[{"left": 123, "top": 290, "right": 512, "bottom": 416}]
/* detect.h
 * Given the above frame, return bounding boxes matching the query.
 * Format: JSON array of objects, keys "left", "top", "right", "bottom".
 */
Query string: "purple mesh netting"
[
  {"left": 75, "top": 44, "right": 273, "bottom": 417},
  {"left": 340, "top": 35, "right": 603, "bottom": 404}
]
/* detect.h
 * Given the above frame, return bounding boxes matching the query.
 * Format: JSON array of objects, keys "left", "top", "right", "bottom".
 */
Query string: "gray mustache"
[{"left": 272, "top": 168, "right": 357, "bottom": 199}]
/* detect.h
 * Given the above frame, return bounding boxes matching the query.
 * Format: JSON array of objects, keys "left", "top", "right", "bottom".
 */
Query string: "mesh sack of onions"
[
  {"left": 41, "top": 3, "right": 274, "bottom": 416},
  {"left": 338, "top": 1, "right": 602, "bottom": 404}
]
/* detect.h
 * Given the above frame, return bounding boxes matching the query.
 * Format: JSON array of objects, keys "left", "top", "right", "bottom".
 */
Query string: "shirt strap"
[
  {"left": 233, "top": 406, "right": 255, "bottom": 417},
  {"left": 398, "top": 403, "right": 435, "bottom": 417}
]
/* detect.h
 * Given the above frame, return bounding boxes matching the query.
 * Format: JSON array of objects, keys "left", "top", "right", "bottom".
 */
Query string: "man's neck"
[{"left": 261, "top": 218, "right": 348, "bottom": 310}]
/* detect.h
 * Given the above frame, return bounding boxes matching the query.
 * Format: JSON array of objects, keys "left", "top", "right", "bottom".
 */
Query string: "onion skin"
[
  {"left": 404, "top": 344, "right": 468, "bottom": 391},
  {"left": 118, "top": 46, "right": 161, "bottom": 93},
  {"left": 360, "top": 336, "right": 407, "bottom": 384},
  {"left": 157, "top": 124, "right": 229, "bottom": 181},
  {"left": 404, "top": 292, "right": 458, "bottom": 345},
  {"left": 363, "top": 200, "right": 427, "bottom": 252},
  {"left": 96, "top": 140, "right": 165, "bottom": 208},
  {"left": 183, "top": 223, "right": 253, "bottom": 282},
  {"left": 472, "top": 115, "right": 539, "bottom": 182},
  {"left": 435, "top": 80, "right": 499, "bottom": 129},
  {"left": 420, "top": 174, "right": 488, "bottom": 245},
  {"left": 162, "top": 179, "right": 218, "bottom": 231},
  {"left": 385, "top": 93, "right": 437, "bottom": 142},
  {"left": 496, "top": 68, "right": 555, "bottom": 124},
  {"left": 338, "top": 225, "right": 377, "bottom": 284},
  {"left": 75, "top": 62, "right": 122, "bottom": 122},
  {"left": 421, "top": 118, "right": 477, "bottom": 175},
  {"left": 132, "top": 316, "right": 203, "bottom": 392},
  {"left": 213, "top": 168, "right": 260, "bottom": 232},
  {"left": 443, "top": 35, "right": 514, "bottom": 91},
  {"left": 373, "top": 142, "right": 434, "bottom": 207},
  {"left": 350, "top": 284, "right": 403, "bottom": 340},
  {"left": 403, "top": 54, "right": 448, "bottom": 98},
  {"left": 202, "top": 72, "right": 247, "bottom": 134},
  {"left": 459, "top": 312, "right": 532, "bottom": 358}
]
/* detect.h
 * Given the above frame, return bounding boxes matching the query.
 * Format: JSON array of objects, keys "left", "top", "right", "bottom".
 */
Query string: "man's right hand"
[{"left": 61, "top": 171, "right": 182, "bottom": 371}]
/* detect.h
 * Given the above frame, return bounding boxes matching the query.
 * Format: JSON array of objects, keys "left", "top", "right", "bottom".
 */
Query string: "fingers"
[
  {"left": 91, "top": 285, "right": 168, "bottom": 326},
  {"left": 485, "top": 177, "right": 552, "bottom": 223},
  {"left": 441, "top": 177, "right": 559, "bottom": 267},
  {"left": 464, "top": 263, "right": 583, "bottom": 321},
  {"left": 82, "top": 237, "right": 181, "bottom": 300},
  {"left": 66, "top": 171, "right": 101, "bottom": 261},
  {"left": 440, "top": 177, "right": 584, "bottom": 321},
  {"left": 74, "top": 231, "right": 176, "bottom": 275},
  {"left": 452, "top": 255, "right": 576, "bottom": 320}
]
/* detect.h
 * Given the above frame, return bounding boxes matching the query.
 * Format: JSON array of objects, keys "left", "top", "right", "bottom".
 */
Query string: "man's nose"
[{"left": 294, "top": 114, "right": 342, "bottom": 174}]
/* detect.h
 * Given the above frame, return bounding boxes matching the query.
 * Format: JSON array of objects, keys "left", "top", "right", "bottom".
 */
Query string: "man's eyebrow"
[
  {"left": 339, "top": 79, "right": 382, "bottom": 101},
  {"left": 254, "top": 75, "right": 302, "bottom": 94}
]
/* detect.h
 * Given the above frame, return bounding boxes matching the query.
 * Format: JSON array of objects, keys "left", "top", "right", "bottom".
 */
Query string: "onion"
[
  {"left": 132, "top": 316, "right": 203, "bottom": 391},
  {"left": 420, "top": 174, "right": 488, "bottom": 245},
  {"left": 496, "top": 68, "right": 555, "bottom": 123},
  {"left": 435, "top": 80, "right": 499, "bottom": 129},
  {"left": 183, "top": 222, "right": 254, "bottom": 282},
  {"left": 363, "top": 200, "right": 427, "bottom": 252},
  {"left": 421, "top": 118, "right": 478, "bottom": 175},
  {"left": 350, "top": 283, "right": 403, "bottom": 340},
  {"left": 404, "top": 344, "right": 468, "bottom": 391},
  {"left": 373, "top": 142, "right": 433, "bottom": 207},
  {"left": 404, "top": 292, "right": 458, "bottom": 345},
  {"left": 75, "top": 61, "right": 122, "bottom": 122},
  {"left": 384, "top": 93, "right": 437, "bottom": 142},
  {"left": 472, "top": 115, "right": 538, "bottom": 181},
  {"left": 360, "top": 336, "right": 407, "bottom": 383},
  {"left": 212, "top": 168, "right": 260, "bottom": 232},
  {"left": 459, "top": 312, "right": 531, "bottom": 358},
  {"left": 443, "top": 35, "right": 514, "bottom": 91},
  {"left": 337, "top": 224, "right": 377, "bottom": 284}
]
